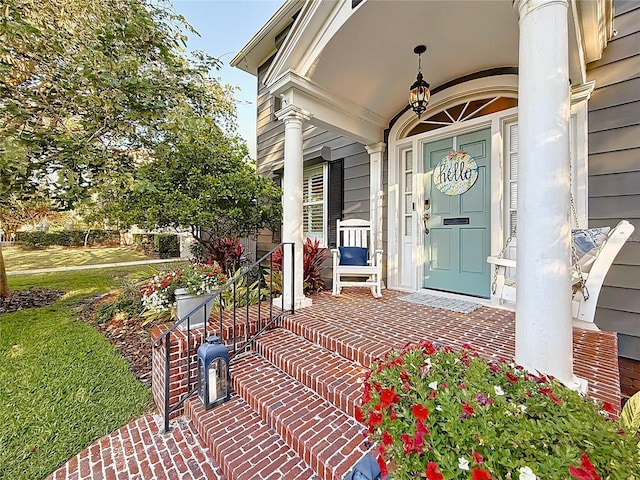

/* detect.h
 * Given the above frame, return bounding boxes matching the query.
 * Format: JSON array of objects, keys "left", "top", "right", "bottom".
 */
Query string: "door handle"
[{"left": 423, "top": 212, "right": 430, "bottom": 234}]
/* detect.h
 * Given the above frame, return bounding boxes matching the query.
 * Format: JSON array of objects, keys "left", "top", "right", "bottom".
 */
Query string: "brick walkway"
[
  {"left": 47, "top": 414, "right": 224, "bottom": 480},
  {"left": 49, "top": 288, "right": 621, "bottom": 480}
]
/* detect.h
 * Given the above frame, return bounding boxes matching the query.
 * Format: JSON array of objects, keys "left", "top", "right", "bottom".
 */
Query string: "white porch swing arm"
[{"left": 487, "top": 220, "right": 635, "bottom": 328}]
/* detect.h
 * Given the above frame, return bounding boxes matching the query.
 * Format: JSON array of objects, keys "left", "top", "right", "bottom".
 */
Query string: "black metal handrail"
[{"left": 152, "top": 242, "right": 294, "bottom": 433}]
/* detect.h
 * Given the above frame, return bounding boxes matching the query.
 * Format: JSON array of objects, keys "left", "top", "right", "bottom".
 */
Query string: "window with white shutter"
[{"left": 302, "top": 164, "right": 327, "bottom": 245}]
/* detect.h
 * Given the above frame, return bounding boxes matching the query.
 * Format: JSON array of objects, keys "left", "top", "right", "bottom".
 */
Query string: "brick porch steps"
[
  {"left": 230, "top": 352, "right": 369, "bottom": 480},
  {"left": 254, "top": 328, "right": 365, "bottom": 417},
  {"left": 186, "top": 397, "right": 319, "bottom": 480}
]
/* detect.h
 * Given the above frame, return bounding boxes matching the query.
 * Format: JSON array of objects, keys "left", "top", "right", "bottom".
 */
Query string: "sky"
[{"left": 171, "top": 0, "right": 283, "bottom": 159}]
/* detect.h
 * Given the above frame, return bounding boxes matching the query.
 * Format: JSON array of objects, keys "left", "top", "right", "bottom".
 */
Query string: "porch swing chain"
[{"left": 490, "top": 162, "right": 589, "bottom": 300}]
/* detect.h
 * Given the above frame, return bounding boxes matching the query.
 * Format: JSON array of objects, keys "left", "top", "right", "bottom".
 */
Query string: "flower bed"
[
  {"left": 357, "top": 342, "right": 639, "bottom": 479},
  {"left": 140, "top": 262, "right": 226, "bottom": 320}
]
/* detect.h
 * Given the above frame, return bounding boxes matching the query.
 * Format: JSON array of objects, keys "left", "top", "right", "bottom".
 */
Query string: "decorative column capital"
[
  {"left": 513, "top": 0, "right": 569, "bottom": 21},
  {"left": 365, "top": 142, "right": 386, "bottom": 156},
  {"left": 276, "top": 104, "right": 311, "bottom": 124},
  {"left": 571, "top": 81, "right": 595, "bottom": 105}
]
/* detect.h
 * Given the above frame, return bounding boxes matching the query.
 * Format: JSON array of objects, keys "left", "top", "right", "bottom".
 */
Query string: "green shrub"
[
  {"left": 358, "top": 342, "right": 640, "bottom": 479},
  {"left": 154, "top": 233, "right": 180, "bottom": 259},
  {"left": 15, "top": 230, "right": 120, "bottom": 248}
]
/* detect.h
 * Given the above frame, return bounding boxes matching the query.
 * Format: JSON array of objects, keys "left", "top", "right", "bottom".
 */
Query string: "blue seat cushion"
[{"left": 339, "top": 246, "right": 368, "bottom": 266}]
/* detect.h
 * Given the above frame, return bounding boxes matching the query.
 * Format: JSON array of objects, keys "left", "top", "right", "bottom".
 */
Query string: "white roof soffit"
[{"left": 229, "top": 0, "right": 304, "bottom": 76}]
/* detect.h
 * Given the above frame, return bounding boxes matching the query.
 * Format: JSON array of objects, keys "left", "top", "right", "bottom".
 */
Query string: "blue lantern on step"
[{"left": 197, "top": 335, "right": 230, "bottom": 409}]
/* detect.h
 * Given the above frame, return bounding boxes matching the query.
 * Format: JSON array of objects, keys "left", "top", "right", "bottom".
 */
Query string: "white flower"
[
  {"left": 494, "top": 385, "right": 505, "bottom": 396},
  {"left": 428, "top": 381, "right": 438, "bottom": 390},
  {"left": 518, "top": 466, "right": 536, "bottom": 480},
  {"left": 435, "top": 405, "right": 443, "bottom": 411},
  {"left": 424, "top": 358, "right": 432, "bottom": 367},
  {"left": 458, "top": 457, "right": 470, "bottom": 471},
  {"left": 519, "top": 404, "right": 527, "bottom": 412}
]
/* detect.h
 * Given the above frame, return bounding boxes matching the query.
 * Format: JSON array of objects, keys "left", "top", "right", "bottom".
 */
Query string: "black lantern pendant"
[
  {"left": 197, "top": 335, "right": 230, "bottom": 409},
  {"left": 409, "top": 45, "right": 431, "bottom": 118}
]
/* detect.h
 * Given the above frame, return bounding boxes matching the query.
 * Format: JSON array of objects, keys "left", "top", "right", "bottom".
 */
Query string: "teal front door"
[{"left": 423, "top": 128, "right": 491, "bottom": 298}]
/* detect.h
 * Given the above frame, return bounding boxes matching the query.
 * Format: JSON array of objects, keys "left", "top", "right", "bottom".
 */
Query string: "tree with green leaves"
[
  {"left": 102, "top": 113, "right": 282, "bottom": 266},
  {"left": 0, "top": 0, "right": 240, "bottom": 297}
]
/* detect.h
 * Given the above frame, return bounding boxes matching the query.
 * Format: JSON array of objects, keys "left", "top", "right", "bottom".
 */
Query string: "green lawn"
[
  {"left": 0, "top": 266, "right": 154, "bottom": 480},
  {"left": 3, "top": 245, "right": 151, "bottom": 271}
]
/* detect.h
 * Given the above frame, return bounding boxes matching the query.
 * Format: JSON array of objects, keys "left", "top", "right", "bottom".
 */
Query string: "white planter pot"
[{"left": 175, "top": 288, "right": 214, "bottom": 330}]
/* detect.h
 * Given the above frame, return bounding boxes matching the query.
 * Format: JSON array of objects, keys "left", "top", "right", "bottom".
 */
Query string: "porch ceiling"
[{"left": 305, "top": 1, "right": 520, "bottom": 124}]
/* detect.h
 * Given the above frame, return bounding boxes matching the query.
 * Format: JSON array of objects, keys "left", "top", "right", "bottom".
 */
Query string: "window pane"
[
  {"left": 405, "top": 151, "right": 413, "bottom": 170},
  {"left": 405, "top": 216, "right": 412, "bottom": 236},
  {"left": 405, "top": 172, "right": 413, "bottom": 192}
]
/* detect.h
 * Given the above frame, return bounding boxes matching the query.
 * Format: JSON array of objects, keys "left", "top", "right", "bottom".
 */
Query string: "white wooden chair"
[
  {"left": 331, "top": 219, "right": 383, "bottom": 298},
  {"left": 487, "top": 220, "right": 634, "bottom": 328}
]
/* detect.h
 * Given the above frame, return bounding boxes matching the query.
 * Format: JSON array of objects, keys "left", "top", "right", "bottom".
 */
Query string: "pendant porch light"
[{"left": 409, "top": 45, "right": 431, "bottom": 118}]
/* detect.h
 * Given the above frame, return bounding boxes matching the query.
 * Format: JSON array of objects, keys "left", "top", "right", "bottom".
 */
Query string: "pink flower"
[
  {"left": 425, "top": 461, "right": 444, "bottom": 480},
  {"left": 401, "top": 433, "right": 414, "bottom": 454}
]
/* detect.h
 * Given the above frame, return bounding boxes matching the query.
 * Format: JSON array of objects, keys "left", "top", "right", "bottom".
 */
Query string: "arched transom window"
[{"left": 406, "top": 97, "right": 517, "bottom": 137}]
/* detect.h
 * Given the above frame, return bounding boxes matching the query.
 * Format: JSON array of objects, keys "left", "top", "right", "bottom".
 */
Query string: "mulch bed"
[{"left": 0, "top": 288, "right": 65, "bottom": 314}]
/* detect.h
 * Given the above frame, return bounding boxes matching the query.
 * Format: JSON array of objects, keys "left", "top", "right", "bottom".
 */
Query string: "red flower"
[
  {"left": 569, "top": 454, "right": 602, "bottom": 480},
  {"left": 381, "top": 431, "right": 393, "bottom": 447},
  {"left": 380, "top": 387, "right": 399, "bottom": 408},
  {"left": 401, "top": 433, "right": 414, "bottom": 454},
  {"left": 472, "top": 469, "right": 492, "bottom": 480},
  {"left": 377, "top": 455, "right": 388, "bottom": 477},
  {"left": 362, "top": 382, "right": 371, "bottom": 404},
  {"left": 400, "top": 369, "right": 410, "bottom": 383},
  {"left": 602, "top": 402, "right": 615, "bottom": 414},
  {"left": 460, "top": 402, "right": 475, "bottom": 418},
  {"left": 390, "top": 408, "right": 397, "bottom": 421},
  {"left": 354, "top": 406, "right": 364, "bottom": 423},
  {"left": 369, "top": 411, "right": 383, "bottom": 427},
  {"left": 425, "top": 461, "right": 444, "bottom": 480},
  {"left": 505, "top": 372, "right": 519, "bottom": 383},
  {"left": 473, "top": 451, "right": 484, "bottom": 464},
  {"left": 412, "top": 404, "right": 429, "bottom": 421},
  {"left": 539, "top": 388, "right": 563, "bottom": 405}
]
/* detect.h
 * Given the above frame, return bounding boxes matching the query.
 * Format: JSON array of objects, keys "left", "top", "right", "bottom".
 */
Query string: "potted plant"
[
  {"left": 357, "top": 342, "right": 640, "bottom": 479},
  {"left": 141, "top": 261, "right": 226, "bottom": 328}
]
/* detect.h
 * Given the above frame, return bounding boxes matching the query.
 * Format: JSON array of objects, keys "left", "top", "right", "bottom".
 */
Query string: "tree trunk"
[{"left": 0, "top": 247, "right": 9, "bottom": 298}]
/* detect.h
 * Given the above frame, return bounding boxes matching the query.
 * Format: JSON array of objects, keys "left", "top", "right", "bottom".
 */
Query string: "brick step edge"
[
  {"left": 281, "top": 314, "right": 390, "bottom": 368},
  {"left": 186, "top": 396, "right": 320, "bottom": 480},
  {"left": 254, "top": 328, "right": 365, "bottom": 417},
  {"left": 232, "top": 351, "right": 370, "bottom": 480}
]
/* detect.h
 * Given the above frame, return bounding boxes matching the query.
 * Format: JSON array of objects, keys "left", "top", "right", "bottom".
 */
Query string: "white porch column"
[
  {"left": 277, "top": 105, "right": 312, "bottom": 310},
  {"left": 514, "top": 0, "right": 581, "bottom": 388},
  {"left": 366, "top": 142, "right": 385, "bottom": 250}
]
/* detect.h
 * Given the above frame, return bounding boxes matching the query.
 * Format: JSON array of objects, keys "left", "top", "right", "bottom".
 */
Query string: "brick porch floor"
[{"left": 49, "top": 288, "right": 621, "bottom": 480}]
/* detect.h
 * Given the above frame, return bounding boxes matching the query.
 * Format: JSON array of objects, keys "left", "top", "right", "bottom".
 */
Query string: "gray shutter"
[{"left": 327, "top": 159, "right": 344, "bottom": 248}]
